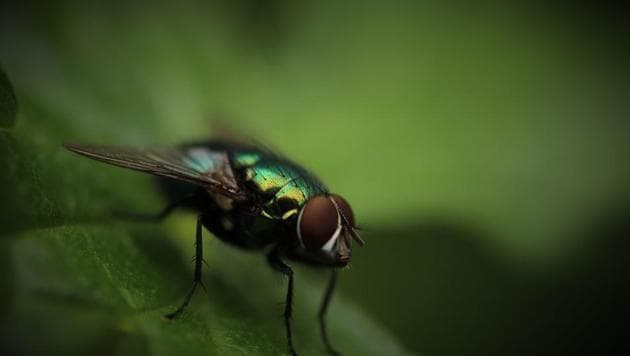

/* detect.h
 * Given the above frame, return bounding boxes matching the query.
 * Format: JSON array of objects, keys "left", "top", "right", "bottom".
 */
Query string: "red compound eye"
[
  {"left": 330, "top": 194, "right": 355, "bottom": 227},
  {"left": 298, "top": 196, "right": 338, "bottom": 251}
]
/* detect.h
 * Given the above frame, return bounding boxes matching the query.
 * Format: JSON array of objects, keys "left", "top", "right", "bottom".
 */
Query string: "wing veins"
[{"left": 64, "top": 143, "right": 246, "bottom": 200}]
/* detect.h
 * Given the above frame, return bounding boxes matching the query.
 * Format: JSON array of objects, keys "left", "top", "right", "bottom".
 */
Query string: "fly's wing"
[{"left": 63, "top": 143, "right": 246, "bottom": 200}]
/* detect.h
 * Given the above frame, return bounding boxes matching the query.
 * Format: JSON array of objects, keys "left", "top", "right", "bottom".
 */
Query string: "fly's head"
[{"left": 292, "top": 194, "right": 364, "bottom": 267}]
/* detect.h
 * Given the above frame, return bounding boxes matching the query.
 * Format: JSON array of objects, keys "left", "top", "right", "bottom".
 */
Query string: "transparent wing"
[{"left": 63, "top": 143, "right": 246, "bottom": 200}]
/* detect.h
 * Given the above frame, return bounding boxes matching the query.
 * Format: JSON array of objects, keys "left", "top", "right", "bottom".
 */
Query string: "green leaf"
[
  {"left": 0, "top": 66, "right": 17, "bottom": 128},
  {"left": 4, "top": 220, "right": 411, "bottom": 356}
]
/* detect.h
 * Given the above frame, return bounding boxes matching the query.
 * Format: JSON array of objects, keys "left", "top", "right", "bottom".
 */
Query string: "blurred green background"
[{"left": 1, "top": 1, "right": 630, "bottom": 355}]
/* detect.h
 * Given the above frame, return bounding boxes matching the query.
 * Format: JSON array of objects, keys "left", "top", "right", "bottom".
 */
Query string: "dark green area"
[
  {"left": 1, "top": 1, "right": 630, "bottom": 355},
  {"left": 0, "top": 66, "right": 17, "bottom": 128}
]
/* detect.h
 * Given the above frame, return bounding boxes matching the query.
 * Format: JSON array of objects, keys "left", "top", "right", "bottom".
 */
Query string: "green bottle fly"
[{"left": 64, "top": 136, "right": 364, "bottom": 356}]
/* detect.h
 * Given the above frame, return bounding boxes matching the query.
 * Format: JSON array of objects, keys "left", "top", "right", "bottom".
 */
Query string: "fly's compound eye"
[
  {"left": 329, "top": 194, "right": 355, "bottom": 227},
  {"left": 297, "top": 196, "right": 339, "bottom": 251}
]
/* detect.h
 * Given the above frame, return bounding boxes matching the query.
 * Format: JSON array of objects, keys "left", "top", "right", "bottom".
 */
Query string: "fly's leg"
[
  {"left": 165, "top": 214, "right": 205, "bottom": 319},
  {"left": 267, "top": 247, "right": 298, "bottom": 356},
  {"left": 113, "top": 194, "right": 196, "bottom": 222},
  {"left": 319, "top": 270, "right": 340, "bottom": 355}
]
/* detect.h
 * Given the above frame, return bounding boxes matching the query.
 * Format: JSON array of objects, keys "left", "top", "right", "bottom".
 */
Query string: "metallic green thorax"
[{"left": 231, "top": 149, "right": 328, "bottom": 220}]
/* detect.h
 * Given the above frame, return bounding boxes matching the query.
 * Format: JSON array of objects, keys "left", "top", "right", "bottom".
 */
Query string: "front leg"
[
  {"left": 165, "top": 214, "right": 206, "bottom": 319},
  {"left": 267, "top": 246, "right": 298, "bottom": 356},
  {"left": 319, "top": 269, "right": 340, "bottom": 355}
]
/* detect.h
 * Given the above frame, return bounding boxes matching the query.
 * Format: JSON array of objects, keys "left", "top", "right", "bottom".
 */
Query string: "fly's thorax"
[
  {"left": 289, "top": 194, "right": 361, "bottom": 267},
  {"left": 232, "top": 150, "right": 326, "bottom": 205}
]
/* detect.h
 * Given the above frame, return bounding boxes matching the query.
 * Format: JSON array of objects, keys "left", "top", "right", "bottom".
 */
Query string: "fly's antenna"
[
  {"left": 339, "top": 211, "right": 365, "bottom": 246},
  {"left": 349, "top": 227, "right": 365, "bottom": 246}
]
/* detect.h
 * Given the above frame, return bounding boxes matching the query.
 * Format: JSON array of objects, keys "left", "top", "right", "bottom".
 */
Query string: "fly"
[{"left": 63, "top": 137, "right": 364, "bottom": 356}]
